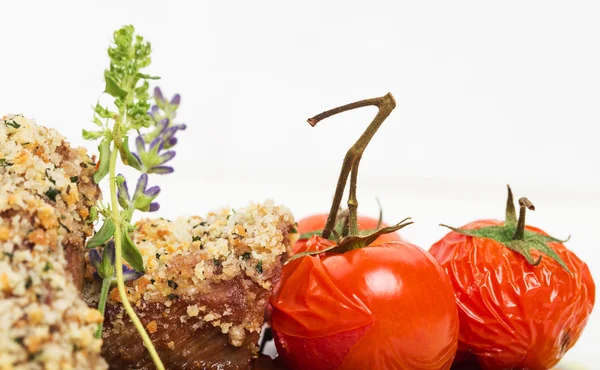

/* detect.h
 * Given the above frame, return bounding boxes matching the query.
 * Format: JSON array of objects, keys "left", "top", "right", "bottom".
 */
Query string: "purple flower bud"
[
  {"left": 154, "top": 87, "right": 164, "bottom": 103},
  {"left": 162, "top": 127, "right": 176, "bottom": 140},
  {"left": 157, "top": 151, "right": 176, "bottom": 165},
  {"left": 89, "top": 249, "right": 102, "bottom": 268},
  {"left": 167, "top": 138, "right": 178, "bottom": 147},
  {"left": 149, "top": 105, "right": 160, "bottom": 121},
  {"left": 149, "top": 203, "right": 160, "bottom": 212},
  {"left": 148, "top": 137, "right": 164, "bottom": 153},
  {"left": 170, "top": 94, "right": 181, "bottom": 107},
  {"left": 148, "top": 166, "right": 174, "bottom": 175},
  {"left": 117, "top": 176, "right": 131, "bottom": 209},
  {"left": 157, "top": 118, "right": 169, "bottom": 133},
  {"left": 123, "top": 268, "right": 145, "bottom": 283},
  {"left": 93, "top": 265, "right": 144, "bottom": 284},
  {"left": 131, "top": 152, "right": 142, "bottom": 166},
  {"left": 145, "top": 186, "right": 161, "bottom": 198},
  {"left": 134, "top": 174, "right": 149, "bottom": 198},
  {"left": 105, "top": 240, "right": 116, "bottom": 263},
  {"left": 136, "top": 136, "right": 145, "bottom": 155},
  {"left": 92, "top": 272, "right": 102, "bottom": 282}
]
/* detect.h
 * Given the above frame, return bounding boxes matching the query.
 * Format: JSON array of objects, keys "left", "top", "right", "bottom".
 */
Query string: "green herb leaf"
[
  {"left": 0, "top": 158, "right": 13, "bottom": 167},
  {"left": 93, "top": 139, "right": 111, "bottom": 183},
  {"left": 87, "top": 206, "right": 98, "bottom": 224},
  {"left": 58, "top": 219, "right": 71, "bottom": 233},
  {"left": 121, "top": 228, "right": 145, "bottom": 272},
  {"left": 256, "top": 260, "right": 263, "bottom": 273},
  {"left": 70, "top": 176, "right": 79, "bottom": 183},
  {"left": 104, "top": 73, "right": 129, "bottom": 99},
  {"left": 98, "top": 244, "right": 115, "bottom": 279},
  {"left": 82, "top": 129, "right": 104, "bottom": 141},
  {"left": 122, "top": 136, "right": 141, "bottom": 170},
  {"left": 94, "top": 102, "right": 113, "bottom": 119},
  {"left": 93, "top": 116, "right": 103, "bottom": 127},
  {"left": 167, "top": 279, "right": 178, "bottom": 289},
  {"left": 45, "top": 188, "right": 60, "bottom": 202},
  {"left": 87, "top": 218, "right": 116, "bottom": 249},
  {"left": 102, "top": 25, "right": 156, "bottom": 131},
  {"left": 5, "top": 119, "right": 21, "bottom": 129},
  {"left": 136, "top": 72, "right": 160, "bottom": 80},
  {"left": 25, "top": 276, "right": 33, "bottom": 289}
]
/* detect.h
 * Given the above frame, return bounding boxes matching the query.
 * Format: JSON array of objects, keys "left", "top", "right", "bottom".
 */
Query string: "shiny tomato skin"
[
  {"left": 429, "top": 220, "right": 596, "bottom": 370},
  {"left": 271, "top": 235, "right": 459, "bottom": 370},
  {"left": 294, "top": 214, "right": 402, "bottom": 254}
]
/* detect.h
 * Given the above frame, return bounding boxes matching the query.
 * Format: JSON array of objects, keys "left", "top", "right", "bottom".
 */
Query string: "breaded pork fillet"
[
  {"left": 0, "top": 114, "right": 106, "bottom": 370},
  {"left": 86, "top": 201, "right": 295, "bottom": 370}
]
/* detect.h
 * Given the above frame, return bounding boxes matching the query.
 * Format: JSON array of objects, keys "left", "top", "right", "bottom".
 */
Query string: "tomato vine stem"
[
  {"left": 513, "top": 197, "right": 535, "bottom": 240},
  {"left": 347, "top": 154, "right": 361, "bottom": 235},
  {"left": 307, "top": 93, "right": 396, "bottom": 239}
]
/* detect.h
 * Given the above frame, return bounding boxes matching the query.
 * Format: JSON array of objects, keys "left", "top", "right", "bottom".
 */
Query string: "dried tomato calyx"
[
  {"left": 287, "top": 218, "right": 413, "bottom": 264},
  {"left": 298, "top": 200, "right": 385, "bottom": 241},
  {"left": 297, "top": 209, "right": 350, "bottom": 241},
  {"left": 440, "top": 185, "right": 573, "bottom": 276},
  {"left": 336, "top": 218, "right": 412, "bottom": 252}
]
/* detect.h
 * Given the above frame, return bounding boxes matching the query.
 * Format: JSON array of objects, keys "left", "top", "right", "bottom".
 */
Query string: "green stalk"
[
  {"left": 108, "top": 146, "right": 165, "bottom": 370},
  {"left": 308, "top": 93, "right": 397, "bottom": 239},
  {"left": 95, "top": 277, "right": 112, "bottom": 338},
  {"left": 347, "top": 154, "right": 361, "bottom": 235}
]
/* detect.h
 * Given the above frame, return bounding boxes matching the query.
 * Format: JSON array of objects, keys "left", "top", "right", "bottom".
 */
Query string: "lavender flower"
[
  {"left": 152, "top": 86, "right": 180, "bottom": 112},
  {"left": 134, "top": 135, "right": 176, "bottom": 174},
  {"left": 90, "top": 87, "right": 185, "bottom": 287},
  {"left": 133, "top": 174, "right": 161, "bottom": 211},
  {"left": 130, "top": 89, "right": 186, "bottom": 174},
  {"left": 146, "top": 87, "right": 186, "bottom": 150},
  {"left": 89, "top": 241, "right": 144, "bottom": 284},
  {"left": 117, "top": 174, "right": 160, "bottom": 212}
]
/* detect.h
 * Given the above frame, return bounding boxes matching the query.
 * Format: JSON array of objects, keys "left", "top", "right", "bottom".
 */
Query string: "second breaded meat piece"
[
  {"left": 0, "top": 114, "right": 106, "bottom": 370},
  {"left": 86, "top": 201, "right": 295, "bottom": 370}
]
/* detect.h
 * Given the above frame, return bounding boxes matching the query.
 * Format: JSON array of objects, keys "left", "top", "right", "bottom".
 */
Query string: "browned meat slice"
[
  {"left": 85, "top": 201, "right": 295, "bottom": 369},
  {"left": 0, "top": 114, "right": 106, "bottom": 369}
]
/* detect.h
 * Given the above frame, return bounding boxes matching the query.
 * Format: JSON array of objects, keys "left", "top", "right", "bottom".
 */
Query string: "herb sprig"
[{"left": 84, "top": 25, "right": 186, "bottom": 370}]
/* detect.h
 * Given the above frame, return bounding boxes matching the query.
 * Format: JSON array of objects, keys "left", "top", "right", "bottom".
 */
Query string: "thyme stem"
[
  {"left": 109, "top": 145, "right": 165, "bottom": 370},
  {"left": 95, "top": 277, "right": 112, "bottom": 338}
]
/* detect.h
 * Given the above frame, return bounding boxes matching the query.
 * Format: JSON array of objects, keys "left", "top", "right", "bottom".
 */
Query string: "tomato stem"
[
  {"left": 441, "top": 187, "right": 573, "bottom": 275},
  {"left": 505, "top": 185, "right": 517, "bottom": 226},
  {"left": 348, "top": 154, "right": 361, "bottom": 235},
  {"left": 307, "top": 93, "right": 397, "bottom": 239},
  {"left": 513, "top": 197, "right": 535, "bottom": 240}
]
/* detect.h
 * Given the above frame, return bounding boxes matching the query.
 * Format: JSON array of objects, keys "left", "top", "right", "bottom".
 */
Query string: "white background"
[{"left": 1, "top": 1, "right": 598, "bottom": 368}]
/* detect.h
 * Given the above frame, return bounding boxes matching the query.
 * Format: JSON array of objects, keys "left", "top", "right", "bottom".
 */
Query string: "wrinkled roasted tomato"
[
  {"left": 294, "top": 213, "right": 402, "bottom": 253},
  {"left": 270, "top": 235, "right": 459, "bottom": 370},
  {"left": 429, "top": 188, "right": 595, "bottom": 370}
]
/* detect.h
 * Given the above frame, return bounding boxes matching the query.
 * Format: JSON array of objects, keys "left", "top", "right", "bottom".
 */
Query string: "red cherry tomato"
[
  {"left": 429, "top": 219, "right": 595, "bottom": 370},
  {"left": 294, "top": 213, "right": 402, "bottom": 254},
  {"left": 271, "top": 235, "right": 459, "bottom": 370}
]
